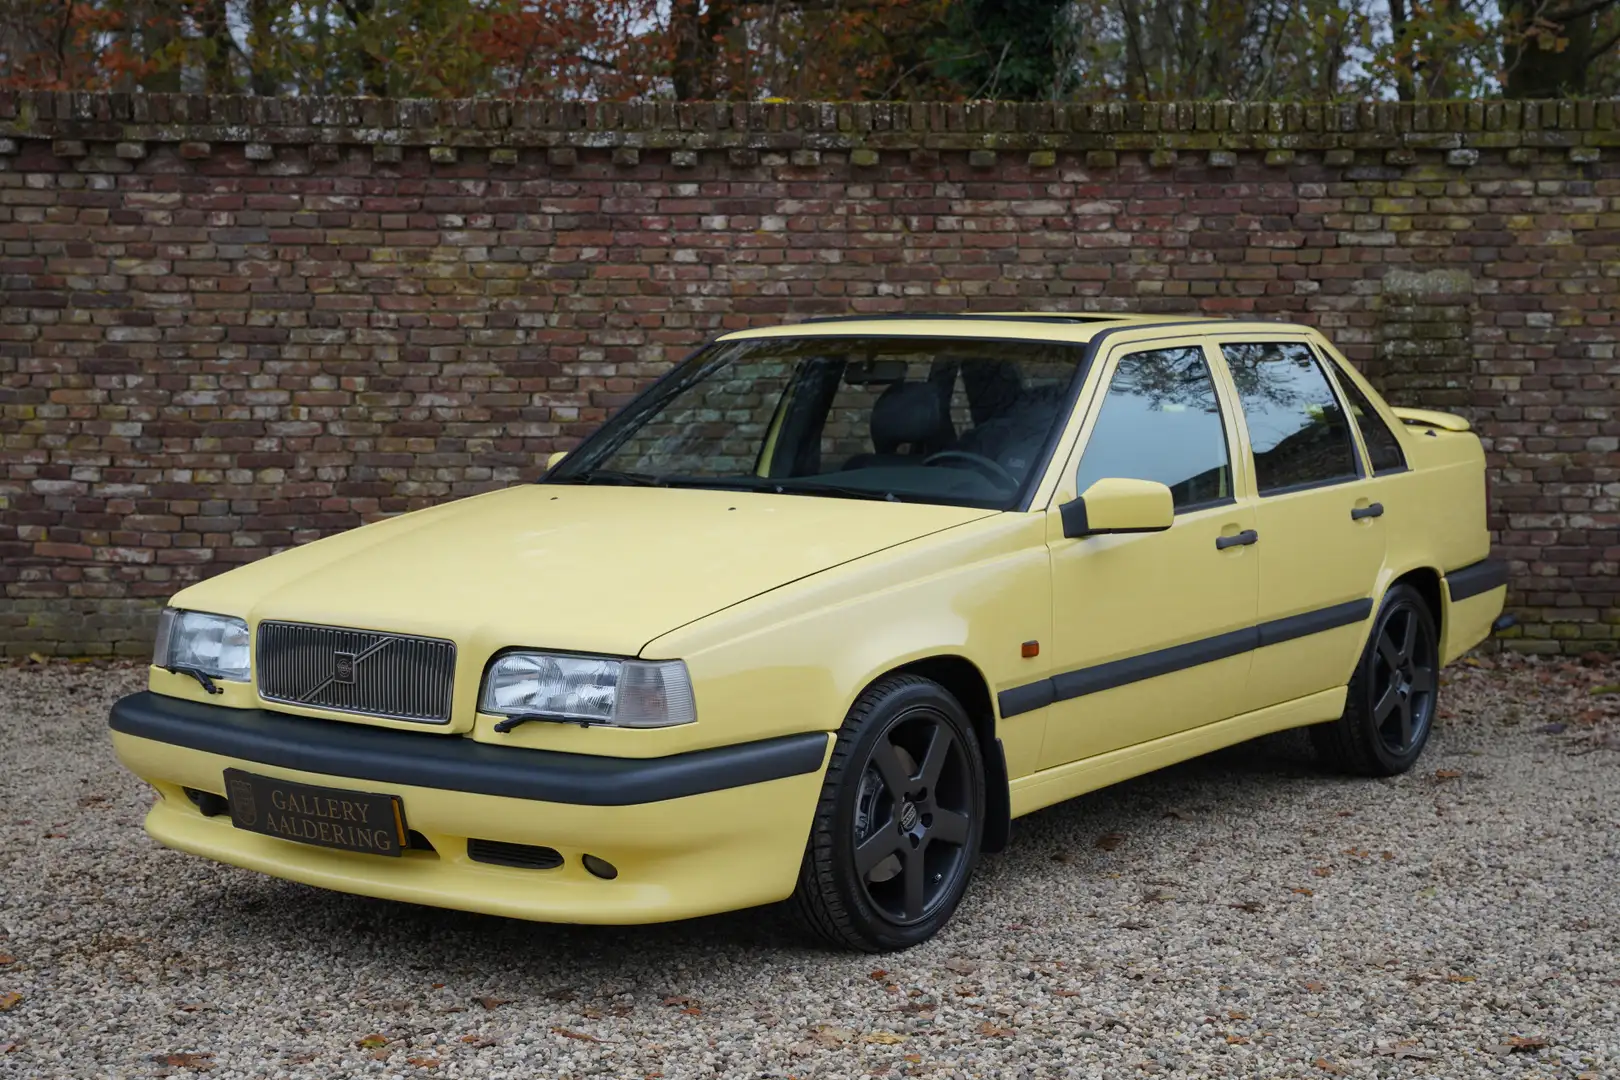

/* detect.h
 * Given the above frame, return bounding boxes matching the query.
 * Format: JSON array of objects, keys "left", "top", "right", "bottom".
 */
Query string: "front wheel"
[
  {"left": 790, "top": 674, "right": 985, "bottom": 952},
  {"left": 1312, "top": 583, "right": 1440, "bottom": 776}
]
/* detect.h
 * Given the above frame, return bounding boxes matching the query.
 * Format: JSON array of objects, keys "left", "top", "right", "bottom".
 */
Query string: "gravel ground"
[{"left": 0, "top": 655, "right": 1616, "bottom": 1080}]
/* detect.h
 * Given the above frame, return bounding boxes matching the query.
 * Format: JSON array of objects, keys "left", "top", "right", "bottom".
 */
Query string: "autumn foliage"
[{"left": 0, "top": 0, "right": 1618, "bottom": 99}]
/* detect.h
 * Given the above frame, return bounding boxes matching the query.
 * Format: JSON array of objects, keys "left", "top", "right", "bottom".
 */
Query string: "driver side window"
[{"left": 1074, "top": 346, "right": 1233, "bottom": 511}]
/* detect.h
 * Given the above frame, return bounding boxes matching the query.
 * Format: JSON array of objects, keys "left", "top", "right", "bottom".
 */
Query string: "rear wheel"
[
  {"left": 791, "top": 674, "right": 985, "bottom": 952},
  {"left": 1312, "top": 583, "right": 1440, "bottom": 776}
]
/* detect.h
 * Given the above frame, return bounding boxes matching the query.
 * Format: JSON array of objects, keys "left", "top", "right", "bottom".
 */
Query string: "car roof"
[{"left": 717, "top": 312, "right": 1313, "bottom": 345}]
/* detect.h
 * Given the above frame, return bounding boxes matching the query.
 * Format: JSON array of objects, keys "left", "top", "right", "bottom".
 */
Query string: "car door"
[
  {"left": 1034, "top": 340, "right": 1260, "bottom": 771},
  {"left": 1215, "top": 338, "right": 1388, "bottom": 714}
]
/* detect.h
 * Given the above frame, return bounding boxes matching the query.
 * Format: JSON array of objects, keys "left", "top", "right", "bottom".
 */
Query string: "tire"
[
  {"left": 1312, "top": 583, "right": 1440, "bottom": 777},
  {"left": 790, "top": 674, "right": 986, "bottom": 952}
]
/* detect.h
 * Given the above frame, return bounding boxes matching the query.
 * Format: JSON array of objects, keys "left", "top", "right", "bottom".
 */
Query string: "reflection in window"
[
  {"left": 1074, "top": 347, "right": 1232, "bottom": 510},
  {"left": 1334, "top": 367, "right": 1407, "bottom": 474},
  {"left": 1222, "top": 342, "right": 1359, "bottom": 494}
]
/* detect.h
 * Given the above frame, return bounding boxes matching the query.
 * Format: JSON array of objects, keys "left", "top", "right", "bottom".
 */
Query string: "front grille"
[
  {"left": 257, "top": 621, "right": 455, "bottom": 724},
  {"left": 467, "top": 839, "right": 564, "bottom": 870}
]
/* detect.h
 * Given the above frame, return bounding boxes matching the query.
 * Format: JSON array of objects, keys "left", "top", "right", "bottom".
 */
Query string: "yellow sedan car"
[{"left": 109, "top": 313, "right": 1509, "bottom": 951}]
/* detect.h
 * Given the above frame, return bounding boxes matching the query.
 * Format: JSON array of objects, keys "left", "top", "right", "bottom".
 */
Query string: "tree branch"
[{"left": 1547, "top": 0, "right": 1620, "bottom": 22}]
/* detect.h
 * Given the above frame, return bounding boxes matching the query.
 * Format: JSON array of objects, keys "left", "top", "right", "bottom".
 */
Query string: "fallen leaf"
[
  {"left": 1343, "top": 847, "right": 1370, "bottom": 858},
  {"left": 406, "top": 1057, "right": 440, "bottom": 1067},
  {"left": 943, "top": 958, "right": 978, "bottom": 975},
  {"left": 1381, "top": 851, "right": 1394, "bottom": 861},
  {"left": 458, "top": 1035, "right": 496, "bottom": 1047},
  {"left": 26, "top": 652, "right": 46, "bottom": 665},
  {"left": 1313, "top": 1057, "right": 1347, "bottom": 1075},
  {"left": 1447, "top": 974, "right": 1476, "bottom": 983},
  {"left": 1312, "top": 866, "right": 1333, "bottom": 877},
  {"left": 661, "top": 996, "right": 697, "bottom": 1008},
  {"left": 0, "top": 955, "right": 13, "bottom": 965},
  {"left": 905, "top": 1054, "right": 923, "bottom": 1063},
  {"left": 1228, "top": 901, "right": 1264, "bottom": 913},
  {"left": 430, "top": 982, "right": 445, "bottom": 989},
  {"left": 356, "top": 1035, "right": 388, "bottom": 1049},
  {"left": 978, "top": 1021, "right": 1014, "bottom": 1037},
  {"left": 1290, "top": 887, "right": 1314, "bottom": 896},
  {"left": 1591, "top": 684, "right": 1620, "bottom": 696},
  {"left": 551, "top": 1027, "right": 601, "bottom": 1043},
  {"left": 543, "top": 988, "right": 576, "bottom": 1001},
  {"left": 1228, "top": 1011, "right": 1249, "bottom": 1020},
  {"left": 1052, "top": 988, "right": 1082, "bottom": 997},
  {"left": 176, "top": 1002, "right": 205, "bottom": 1012},
  {"left": 0, "top": 993, "right": 20, "bottom": 1011},
  {"left": 1095, "top": 833, "right": 1125, "bottom": 851},
  {"left": 681, "top": 1006, "right": 702, "bottom": 1016},
  {"left": 1226, "top": 1034, "right": 1249, "bottom": 1044},
  {"left": 77, "top": 795, "right": 107, "bottom": 807},
  {"left": 475, "top": 996, "right": 511, "bottom": 1010},
  {"left": 369, "top": 1049, "right": 389, "bottom": 1061},
  {"left": 1433, "top": 769, "right": 1462, "bottom": 780},
  {"left": 869, "top": 969, "right": 888, "bottom": 980},
  {"left": 1503, "top": 1035, "right": 1549, "bottom": 1053},
  {"left": 812, "top": 1026, "right": 854, "bottom": 1047},
  {"left": 862, "top": 1032, "right": 906, "bottom": 1044},
  {"left": 0, "top": 1043, "right": 14, "bottom": 1053},
  {"left": 157, "top": 1052, "right": 214, "bottom": 1069},
  {"left": 1302, "top": 981, "right": 1326, "bottom": 993}
]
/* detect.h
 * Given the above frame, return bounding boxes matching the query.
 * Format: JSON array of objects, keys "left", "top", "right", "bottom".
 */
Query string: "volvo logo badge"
[
  {"left": 333, "top": 652, "right": 357, "bottom": 684},
  {"left": 899, "top": 801, "right": 919, "bottom": 831}
]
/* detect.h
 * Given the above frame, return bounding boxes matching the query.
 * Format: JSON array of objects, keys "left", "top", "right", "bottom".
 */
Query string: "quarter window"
[
  {"left": 1222, "top": 342, "right": 1360, "bottom": 495},
  {"left": 1074, "top": 346, "right": 1232, "bottom": 510},
  {"left": 1333, "top": 368, "right": 1407, "bottom": 474}
]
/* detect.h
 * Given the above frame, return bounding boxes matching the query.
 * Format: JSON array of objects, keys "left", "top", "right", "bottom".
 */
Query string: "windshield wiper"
[
  {"left": 769, "top": 480, "right": 904, "bottom": 502},
  {"left": 165, "top": 665, "right": 223, "bottom": 695},
  {"left": 553, "top": 469, "right": 667, "bottom": 487}
]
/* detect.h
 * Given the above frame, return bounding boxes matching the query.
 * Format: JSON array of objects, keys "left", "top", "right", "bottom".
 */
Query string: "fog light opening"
[
  {"left": 582, "top": 854, "right": 618, "bottom": 880},
  {"left": 184, "top": 787, "right": 228, "bottom": 817}
]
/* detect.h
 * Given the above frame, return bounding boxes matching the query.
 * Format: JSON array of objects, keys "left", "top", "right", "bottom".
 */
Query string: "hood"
[{"left": 171, "top": 484, "right": 995, "bottom": 657}]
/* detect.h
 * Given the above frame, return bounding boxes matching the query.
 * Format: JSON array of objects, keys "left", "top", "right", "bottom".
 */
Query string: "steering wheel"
[{"left": 922, "top": 450, "right": 1020, "bottom": 488}]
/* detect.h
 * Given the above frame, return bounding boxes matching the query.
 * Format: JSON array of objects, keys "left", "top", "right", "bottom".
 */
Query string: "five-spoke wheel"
[
  {"left": 1313, "top": 582, "right": 1440, "bottom": 776},
  {"left": 792, "top": 674, "right": 985, "bottom": 951}
]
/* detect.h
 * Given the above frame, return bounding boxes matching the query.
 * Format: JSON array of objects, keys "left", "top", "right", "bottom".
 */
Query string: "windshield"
[{"left": 545, "top": 335, "right": 1083, "bottom": 509}]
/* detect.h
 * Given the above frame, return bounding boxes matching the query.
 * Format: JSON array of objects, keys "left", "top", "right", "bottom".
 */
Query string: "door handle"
[
  {"left": 1215, "top": 529, "right": 1259, "bottom": 550},
  {"left": 1350, "top": 502, "right": 1385, "bottom": 521}
]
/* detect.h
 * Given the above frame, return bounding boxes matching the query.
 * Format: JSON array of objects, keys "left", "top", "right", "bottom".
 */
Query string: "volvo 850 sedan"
[{"left": 110, "top": 313, "right": 1509, "bottom": 951}]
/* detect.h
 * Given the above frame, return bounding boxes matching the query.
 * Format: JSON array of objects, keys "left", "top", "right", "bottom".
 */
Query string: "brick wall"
[{"left": 0, "top": 94, "right": 1615, "bottom": 656}]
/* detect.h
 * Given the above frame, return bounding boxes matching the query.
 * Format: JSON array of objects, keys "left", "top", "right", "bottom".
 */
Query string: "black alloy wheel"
[
  {"left": 792, "top": 674, "right": 986, "bottom": 951},
  {"left": 1370, "top": 599, "right": 1438, "bottom": 756},
  {"left": 1313, "top": 583, "right": 1440, "bottom": 776}
]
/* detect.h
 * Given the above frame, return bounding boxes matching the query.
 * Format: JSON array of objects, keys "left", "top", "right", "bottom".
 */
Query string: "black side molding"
[
  {"left": 109, "top": 692, "right": 830, "bottom": 807},
  {"left": 997, "top": 597, "right": 1374, "bottom": 720},
  {"left": 1446, "top": 558, "right": 1509, "bottom": 603}
]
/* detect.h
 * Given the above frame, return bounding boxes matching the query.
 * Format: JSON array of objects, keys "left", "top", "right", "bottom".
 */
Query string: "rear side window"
[
  {"left": 1332, "top": 367, "right": 1407, "bottom": 474},
  {"left": 1221, "top": 342, "right": 1360, "bottom": 495},
  {"left": 1074, "top": 346, "right": 1232, "bottom": 510}
]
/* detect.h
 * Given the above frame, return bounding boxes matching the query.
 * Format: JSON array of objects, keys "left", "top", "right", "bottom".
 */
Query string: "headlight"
[
  {"left": 153, "top": 609, "right": 251, "bottom": 682},
  {"left": 480, "top": 652, "right": 696, "bottom": 729}
]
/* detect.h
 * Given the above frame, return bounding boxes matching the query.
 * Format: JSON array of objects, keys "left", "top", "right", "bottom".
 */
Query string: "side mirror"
[
  {"left": 546, "top": 450, "right": 569, "bottom": 469},
  {"left": 1060, "top": 478, "right": 1174, "bottom": 539}
]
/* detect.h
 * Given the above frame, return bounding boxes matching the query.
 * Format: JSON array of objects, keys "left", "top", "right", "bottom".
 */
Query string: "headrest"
[{"left": 870, "top": 381, "right": 950, "bottom": 454}]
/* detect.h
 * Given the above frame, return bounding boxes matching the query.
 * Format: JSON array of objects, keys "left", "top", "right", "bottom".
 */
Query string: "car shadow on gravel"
[{"left": 156, "top": 726, "right": 1348, "bottom": 977}]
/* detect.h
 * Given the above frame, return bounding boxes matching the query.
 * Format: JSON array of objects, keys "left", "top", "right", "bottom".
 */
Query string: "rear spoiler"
[{"left": 1391, "top": 407, "right": 1471, "bottom": 433}]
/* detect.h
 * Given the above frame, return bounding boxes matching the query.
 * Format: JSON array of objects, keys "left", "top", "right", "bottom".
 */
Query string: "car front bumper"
[{"left": 109, "top": 692, "right": 832, "bottom": 925}]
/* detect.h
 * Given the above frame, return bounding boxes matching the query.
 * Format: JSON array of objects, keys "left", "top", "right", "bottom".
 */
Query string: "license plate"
[{"left": 223, "top": 769, "right": 406, "bottom": 857}]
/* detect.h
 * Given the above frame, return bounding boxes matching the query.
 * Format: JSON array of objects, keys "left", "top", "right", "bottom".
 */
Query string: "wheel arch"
[
  {"left": 1386, "top": 565, "right": 1444, "bottom": 642},
  {"left": 888, "top": 654, "right": 1011, "bottom": 854}
]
